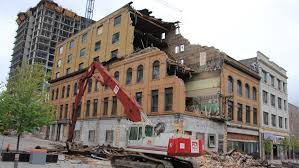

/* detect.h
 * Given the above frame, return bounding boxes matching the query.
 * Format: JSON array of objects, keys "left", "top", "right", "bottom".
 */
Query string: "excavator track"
[{"left": 111, "top": 153, "right": 195, "bottom": 168}]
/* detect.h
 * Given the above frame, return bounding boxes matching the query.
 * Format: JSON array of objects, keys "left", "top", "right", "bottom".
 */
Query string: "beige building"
[{"left": 47, "top": 3, "right": 261, "bottom": 155}]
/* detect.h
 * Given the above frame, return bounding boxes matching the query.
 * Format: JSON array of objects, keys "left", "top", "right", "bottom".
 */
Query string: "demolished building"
[{"left": 47, "top": 2, "right": 260, "bottom": 155}]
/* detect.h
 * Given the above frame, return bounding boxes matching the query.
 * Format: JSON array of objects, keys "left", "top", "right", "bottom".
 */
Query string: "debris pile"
[{"left": 196, "top": 151, "right": 267, "bottom": 168}]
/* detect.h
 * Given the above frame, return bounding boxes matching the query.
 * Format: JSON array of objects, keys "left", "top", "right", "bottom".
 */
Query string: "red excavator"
[{"left": 67, "top": 61, "right": 204, "bottom": 168}]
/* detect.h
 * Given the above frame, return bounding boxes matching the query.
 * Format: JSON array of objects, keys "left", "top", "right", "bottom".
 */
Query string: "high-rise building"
[
  {"left": 10, "top": 0, "right": 90, "bottom": 77},
  {"left": 241, "top": 51, "right": 289, "bottom": 160}
]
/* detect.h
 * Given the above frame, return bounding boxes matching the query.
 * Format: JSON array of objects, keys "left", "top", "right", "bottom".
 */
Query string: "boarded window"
[
  {"left": 105, "top": 130, "right": 114, "bottom": 144},
  {"left": 88, "top": 130, "right": 95, "bottom": 142}
]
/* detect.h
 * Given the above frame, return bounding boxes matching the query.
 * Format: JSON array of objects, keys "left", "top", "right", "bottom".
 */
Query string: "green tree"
[
  {"left": 264, "top": 139, "right": 272, "bottom": 160},
  {"left": 280, "top": 137, "right": 290, "bottom": 159},
  {"left": 0, "top": 63, "right": 54, "bottom": 151}
]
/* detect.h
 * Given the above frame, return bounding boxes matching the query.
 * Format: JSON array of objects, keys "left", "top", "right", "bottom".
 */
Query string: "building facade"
[
  {"left": 289, "top": 103, "right": 299, "bottom": 138},
  {"left": 10, "top": 0, "right": 89, "bottom": 77},
  {"left": 48, "top": 3, "right": 225, "bottom": 153},
  {"left": 241, "top": 51, "right": 289, "bottom": 160}
]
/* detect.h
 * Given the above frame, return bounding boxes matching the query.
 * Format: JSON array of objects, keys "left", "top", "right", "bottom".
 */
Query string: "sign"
[{"left": 191, "top": 140, "right": 199, "bottom": 153}]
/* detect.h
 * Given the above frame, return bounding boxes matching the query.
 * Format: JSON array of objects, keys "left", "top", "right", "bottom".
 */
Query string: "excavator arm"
[{"left": 67, "top": 61, "right": 143, "bottom": 143}]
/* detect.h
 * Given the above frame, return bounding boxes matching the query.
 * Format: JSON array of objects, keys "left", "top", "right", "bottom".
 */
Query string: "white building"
[{"left": 241, "top": 51, "right": 289, "bottom": 160}]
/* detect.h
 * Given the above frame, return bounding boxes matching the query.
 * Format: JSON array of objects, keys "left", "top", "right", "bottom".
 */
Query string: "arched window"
[
  {"left": 114, "top": 71, "right": 119, "bottom": 81},
  {"left": 252, "top": 87, "right": 257, "bottom": 100},
  {"left": 227, "top": 76, "right": 234, "bottom": 93},
  {"left": 245, "top": 83, "right": 250, "bottom": 98},
  {"left": 152, "top": 60, "right": 160, "bottom": 79},
  {"left": 126, "top": 68, "right": 132, "bottom": 84},
  {"left": 137, "top": 65, "right": 144, "bottom": 83},
  {"left": 237, "top": 80, "right": 242, "bottom": 96}
]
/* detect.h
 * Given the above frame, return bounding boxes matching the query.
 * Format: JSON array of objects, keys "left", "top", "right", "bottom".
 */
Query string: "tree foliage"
[
  {"left": 264, "top": 139, "right": 272, "bottom": 155},
  {"left": 0, "top": 62, "right": 54, "bottom": 135}
]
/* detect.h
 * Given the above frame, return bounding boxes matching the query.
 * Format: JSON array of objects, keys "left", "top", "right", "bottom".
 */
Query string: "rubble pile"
[{"left": 196, "top": 151, "right": 267, "bottom": 168}]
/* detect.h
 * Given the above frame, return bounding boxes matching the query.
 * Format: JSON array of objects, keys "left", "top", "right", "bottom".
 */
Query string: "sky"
[{"left": 0, "top": 0, "right": 298, "bottom": 106}]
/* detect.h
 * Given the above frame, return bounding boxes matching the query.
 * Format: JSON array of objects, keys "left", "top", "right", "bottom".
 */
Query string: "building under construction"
[
  {"left": 10, "top": 0, "right": 90, "bottom": 77},
  {"left": 47, "top": 2, "right": 261, "bottom": 155}
]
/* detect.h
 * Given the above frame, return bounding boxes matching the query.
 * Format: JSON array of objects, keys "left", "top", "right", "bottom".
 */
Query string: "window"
[
  {"left": 175, "top": 27, "right": 180, "bottom": 35},
  {"left": 111, "top": 49, "right": 118, "bottom": 59},
  {"left": 285, "top": 118, "right": 288, "bottom": 129},
  {"left": 61, "top": 86, "right": 65, "bottom": 98},
  {"left": 105, "top": 130, "right": 113, "bottom": 144},
  {"left": 135, "top": 92, "right": 142, "bottom": 105},
  {"left": 262, "top": 70, "right": 267, "bottom": 83},
  {"left": 80, "top": 48, "right": 86, "bottom": 57},
  {"left": 145, "top": 125, "right": 153, "bottom": 137},
  {"left": 245, "top": 83, "right": 250, "bottom": 98},
  {"left": 87, "top": 78, "right": 92, "bottom": 93},
  {"left": 208, "top": 134, "right": 216, "bottom": 148},
  {"left": 161, "top": 32, "right": 165, "bottom": 39},
  {"left": 56, "top": 72, "right": 60, "bottom": 79},
  {"left": 93, "top": 56, "right": 99, "bottom": 62},
  {"left": 79, "top": 63, "right": 84, "bottom": 71},
  {"left": 112, "top": 96, "right": 117, "bottom": 115},
  {"left": 151, "top": 90, "right": 159, "bottom": 112},
  {"left": 114, "top": 15, "right": 121, "bottom": 26},
  {"left": 69, "top": 40, "right": 74, "bottom": 49},
  {"left": 252, "top": 87, "right": 257, "bottom": 100},
  {"left": 55, "top": 88, "right": 59, "bottom": 100},
  {"left": 263, "top": 112, "right": 269, "bottom": 125},
  {"left": 94, "top": 41, "right": 101, "bottom": 51},
  {"left": 278, "top": 97, "right": 282, "bottom": 109},
  {"left": 283, "top": 82, "right": 287, "bottom": 93},
  {"left": 66, "top": 85, "right": 70, "bottom": 97},
  {"left": 126, "top": 68, "right": 132, "bottom": 84},
  {"left": 51, "top": 89, "right": 54, "bottom": 100},
  {"left": 227, "top": 76, "right": 233, "bottom": 94},
  {"left": 270, "top": 75, "right": 275, "bottom": 87},
  {"left": 114, "top": 71, "right": 119, "bottom": 81},
  {"left": 74, "top": 130, "right": 80, "bottom": 141},
  {"left": 112, "top": 32, "right": 120, "bottom": 44},
  {"left": 246, "top": 106, "right": 250, "bottom": 123},
  {"left": 129, "top": 127, "right": 138, "bottom": 140},
  {"left": 253, "top": 108, "right": 257, "bottom": 125},
  {"left": 88, "top": 130, "right": 95, "bottom": 142},
  {"left": 180, "top": 45, "right": 185, "bottom": 52},
  {"left": 95, "top": 80, "right": 100, "bottom": 92},
  {"left": 237, "top": 103, "right": 243, "bottom": 122},
  {"left": 284, "top": 100, "right": 287, "bottom": 111},
  {"left": 59, "top": 46, "right": 63, "bottom": 54},
  {"left": 59, "top": 105, "right": 63, "bottom": 119},
  {"left": 103, "top": 97, "right": 108, "bottom": 115},
  {"left": 227, "top": 101, "right": 234, "bottom": 120},
  {"left": 76, "top": 103, "right": 81, "bottom": 118},
  {"left": 196, "top": 132, "right": 205, "bottom": 140},
  {"left": 97, "top": 25, "right": 103, "bottom": 35},
  {"left": 137, "top": 65, "right": 144, "bottom": 83},
  {"left": 67, "top": 54, "right": 72, "bottom": 63},
  {"left": 277, "top": 79, "right": 281, "bottom": 90},
  {"left": 237, "top": 80, "right": 242, "bottom": 96},
  {"left": 93, "top": 99, "right": 98, "bottom": 116},
  {"left": 263, "top": 91, "right": 268, "bottom": 104},
  {"left": 86, "top": 100, "right": 90, "bottom": 117},
  {"left": 271, "top": 114, "right": 276, "bottom": 127},
  {"left": 64, "top": 104, "right": 68, "bottom": 119},
  {"left": 279, "top": 116, "right": 283, "bottom": 128},
  {"left": 74, "top": 82, "right": 78, "bottom": 96},
  {"left": 81, "top": 33, "right": 87, "bottom": 44},
  {"left": 66, "top": 68, "right": 71, "bottom": 75},
  {"left": 165, "top": 87, "right": 173, "bottom": 111},
  {"left": 271, "top": 94, "right": 275, "bottom": 107},
  {"left": 152, "top": 60, "right": 160, "bottom": 79},
  {"left": 57, "top": 59, "right": 62, "bottom": 67},
  {"left": 175, "top": 46, "right": 180, "bottom": 53}
]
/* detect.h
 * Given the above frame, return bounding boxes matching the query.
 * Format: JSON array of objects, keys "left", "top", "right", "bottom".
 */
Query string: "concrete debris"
[
  {"left": 195, "top": 151, "right": 268, "bottom": 168},
  {"left": 69, "top": 160, "right": 82, "bottom": 164}
]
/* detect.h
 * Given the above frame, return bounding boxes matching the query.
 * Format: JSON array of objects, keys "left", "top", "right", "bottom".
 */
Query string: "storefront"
[{"left": 261, "top": 132, "right": 289, "bottom": 160}]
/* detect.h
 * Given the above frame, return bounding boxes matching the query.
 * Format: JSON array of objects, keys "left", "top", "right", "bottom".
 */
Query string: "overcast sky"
[{"left": 0, "top": 0, "right": 298, "bottom": 106}]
